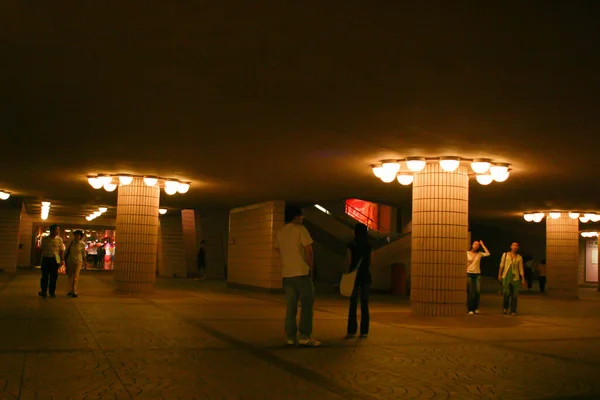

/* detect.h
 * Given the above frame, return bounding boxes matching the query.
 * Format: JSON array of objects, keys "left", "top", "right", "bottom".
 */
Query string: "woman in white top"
[
  {"left": 466, "top": 240, "right": 490, "bottom": 314},
  {"left": 65, "top": 230, "right": 87, "bottom": 298}
]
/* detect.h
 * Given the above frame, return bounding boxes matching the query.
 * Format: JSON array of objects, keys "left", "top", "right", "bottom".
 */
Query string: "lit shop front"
[{"left": 34, "top": 226, "right": 116, "bottom": 270}]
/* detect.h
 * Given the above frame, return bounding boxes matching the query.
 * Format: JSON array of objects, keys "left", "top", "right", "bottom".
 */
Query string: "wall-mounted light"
[
  {"left": 405, "top": 157, "right": 426, "bottom": 172},
  {"left": 87, "top": 174, "right": 192, "bottom": 195},
  {"left": 159, "top": 208, "right": 167, "bottom": 215},
  {"left": 476, "top": 174, "right": 493, "bottom": 185},
  {"left": 549, "top": 212, "right": 561, "bottom": 220},
  {"left": 143, "top": 176, "right": 158, "bottom": 187},
  {"left": 471, "top": 159, "right": 491, "bottom": 174},
  {"left": 118, "top": 175, "right": 133, "bottom": 185},
  {"left": 397, "top": 174, "right": 414, "bottom": 186},
  {"left": 41, "top": 201, "right": 51, "bottom": 220},
  {"left": 524, "top": 210, "right": 600, "bottom": 224},
  {"left": 439, "top": 156, "right": 460, "bottom": 172},
  {"left": 0, "top": 191, "right": 10, "bottom": 200}
]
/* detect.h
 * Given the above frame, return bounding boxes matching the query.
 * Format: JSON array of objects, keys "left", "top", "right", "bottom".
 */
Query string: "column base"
[{"left": 411, "top": 302, "right": 465, "bottom": 317}]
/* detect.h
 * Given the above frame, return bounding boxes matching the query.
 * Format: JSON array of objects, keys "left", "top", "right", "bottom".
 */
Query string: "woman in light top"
[
  {"left": 466, "top": 240, "right": 490, "bottom": 315},
  {"left": 498, "top": 242, "right": 525, "bottom": 316}
]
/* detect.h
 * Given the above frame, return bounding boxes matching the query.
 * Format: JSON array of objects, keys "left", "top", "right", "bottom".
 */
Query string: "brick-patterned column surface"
[
  {"left": 546, "top": 216, "right": 579, "bottom": 298},
  {"left": 411, "top": 163, "right": 469, "bottom": 316},
  {"left": 181, "top": 209, "right": 198, "bottom": 278},
  {"left": 114, "top": 177, "right": 160, "bottom": 292}
]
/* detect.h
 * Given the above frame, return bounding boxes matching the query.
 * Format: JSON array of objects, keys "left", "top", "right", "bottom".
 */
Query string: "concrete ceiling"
[{"left": 1, "top": 2, "right": 599, "bottom": 220}]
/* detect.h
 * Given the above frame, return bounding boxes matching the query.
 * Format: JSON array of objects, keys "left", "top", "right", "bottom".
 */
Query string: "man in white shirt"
[
  {"left": 39, "top": 224, "right": 64, "bottom": 298},
  {"left": 65, "top": 230, "right": 87, "bottom": 298},
  {"left": 275, "top": 207, "right": 321, "bottom": 347}
]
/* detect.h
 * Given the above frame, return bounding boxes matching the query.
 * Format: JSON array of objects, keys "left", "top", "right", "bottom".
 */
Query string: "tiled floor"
[{"left": 1, "top": 271, "right": 599, "bottom": 399}]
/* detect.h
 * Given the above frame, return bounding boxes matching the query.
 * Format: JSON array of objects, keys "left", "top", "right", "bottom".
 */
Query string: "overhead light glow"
[
  {"left": 159, "top": 208, "right": 167, "bottom": 215},
  {"left": 88, "top": 177, "right": 103, "bottom": 189},
  {"left": 381, "top": 162, "right": 401, "bottom": 174},
  {"left": 41, "top": 201, "right": 51, "bottom": 207},
  {"left": 493, "top": 170, "right": 510, "bottom": 183},
  {"left": 439, "top": 157, "right": 460, "bottom": 172},
  {"left": 93, "top": 211, "right": 101, "bottom": 217},
  {"left": 580, "top": 216, "right": 590, "bottom": 223},
  {"left": 380, "top": 171, "right": 397, "bottom": 183},
  {"left": 104, "top": 182, "right": 117, "bottom": 192},
  {"left": 569, "top": 212, "right": 580, "bottom": 219},
  {"left": 144, "top": 177, "right": 158, "bottom": 187},
  {"left": 99, "top": 207, "right": 108, "bottom": 213},
  {"left": 41, "top": 214, "right": 48, "bottom": 220},
  {"left": 314, "top": 204, "right": 330, "bottom": 214},
  {"left": 490, "top": 164, "right": 509, "bottom": 181},
  {"left": 0, "top": 191, "right": 10, "bottom": 200},
  {"left": 86, "top": 216, "right": 92, "bottom": 221},
  {"left": 533, "top": 213, "right": 545, "bottom": 223},
  {"left": 177, "top": 182, "right": 190, "bottom": 194},
  {"left": 524, "top": 213, "right": 534, "bottom": 222},
  {"left": 406, "top": 158, "right": 426, "bottom": 172},
  {"left": 471, "top": 159, "right": 491, "bottom": 174},
  {"left": 98, "top": 175, "right": 112, "bottom": 185},
  {"left": 397, "top": 174, "right": 414, "bottom": 185},
  {"left": 590, "top": 214, "right": 600, "bottom": 222},
  {"left": 372, "top": 166, "right": 384, "bottom": 178},
  {"left": 164, "top": 185, "right": 178, "bottom": 195},
  {"left": 476, "top": 174, "right": 493, "bottom": 185},
  {"left": 118, "top": 175, "right": 133, "bottom": 185},
  {"left": 549, "top": 212, "right": 561, "bottom": 220}
]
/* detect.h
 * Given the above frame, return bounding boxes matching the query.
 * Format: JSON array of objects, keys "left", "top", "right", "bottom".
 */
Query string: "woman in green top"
[{"left": 498, "top": 242, "right": 525, "bottom": 316}]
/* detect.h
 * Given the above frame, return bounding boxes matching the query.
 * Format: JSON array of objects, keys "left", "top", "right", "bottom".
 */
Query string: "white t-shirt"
[
  {"left": 66, "top": 240, "right": 86, "bottom": 264},
  {"left": 41, "top": 236, "right": 64, "bottom": 258},
  {"left": 466, "top": 250, "right": 490, "bottom": 274},
  {"left": 275, "top": 223, "right": 314, "bottom": 278}
]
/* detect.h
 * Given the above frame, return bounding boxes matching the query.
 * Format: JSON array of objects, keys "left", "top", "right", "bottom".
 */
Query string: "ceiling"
[{"left": 1, "top": 2, "right": 599, "bottom": 221}]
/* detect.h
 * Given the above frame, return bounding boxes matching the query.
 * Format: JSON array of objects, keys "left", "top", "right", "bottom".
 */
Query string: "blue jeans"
[
  {"left": 347, "top": 283, "right": 370, "bottom": 335},
  {"left": 467, "top": 273, "right": 481, "bottom": 312},
  {"left": 283, "top": 275, "right": 314, "bottom": 340},
  {"left": 503, "top": 280, "right": 521, "bottom": 313}
]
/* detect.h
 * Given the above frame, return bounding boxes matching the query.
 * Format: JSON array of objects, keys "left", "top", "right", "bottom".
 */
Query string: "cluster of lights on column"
[
  {"left": 371, "top": 157, "right": 511, "bottom": 185},
  {"left": 0, "top": 190, "right": 10, "bottom": 200},
  {"left": 87, "top": 174, "right": 191, "bottom": 195},
  {"left": 523, "top": 211, "right": 600, "bottom": 223},
  {"left": 86, "top": 207, "right": 109, "bottom": 221},
  {"left": 41, "top": 202, "right": 51, "bottom": 220}
]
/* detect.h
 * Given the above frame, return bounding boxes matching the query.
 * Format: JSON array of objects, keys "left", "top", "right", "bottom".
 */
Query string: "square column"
[
  {"left": 546, "top": 216, "right": 579, "bottom": 298},
  {"left": 411, "top": 163, "right": 469, "bottom": 316},
  {"left": 114, "top": 177, "right": 160, "bottom": 292}
]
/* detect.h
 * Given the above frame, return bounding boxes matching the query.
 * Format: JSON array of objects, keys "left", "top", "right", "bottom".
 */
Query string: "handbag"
[{"left": 340, "top": 258, "right": 363, "bottom": 297}]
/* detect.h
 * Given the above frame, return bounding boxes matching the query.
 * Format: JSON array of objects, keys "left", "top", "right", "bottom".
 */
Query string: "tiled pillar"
[
  {"left": 546, "top": 216, "right": 579, "bottom": 298},
  {"left": 114, "top": 177, "right": 160, "bottom": 292},
  {"left": 157, "top": 214, "right": 187, "bottom": 278},
  {"left": 0, "top": 200, "right": 22, "bottom": 273},
  {"left": 181, "top": 209, "right": 198, "bottom": 277},
  {"left": 411, "top": 163, "right": 469, "bottom": 316}
]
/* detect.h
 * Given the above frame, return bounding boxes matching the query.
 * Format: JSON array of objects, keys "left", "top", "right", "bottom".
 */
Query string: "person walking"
[
  {"left": 537, "top": 259, "right": 547, "bottom": 293},
  {"left": 65, "top": 230, "right": 86, "bottom": 297},
  {"left": 38, "top": 224, "right": 64, "bottom": 298},
  {"left": 523, "top": 255, "right": 535, "bottom": 291},
  {"left": 466, "top": 240, "right": 491, "bottom": 315},
  {"left": 345, "top": 223, "right": 373, "bottom": 338},
  {"left": 275, "top": 207, "right": 321, "bottom": 347},
  {"left": 498, "top": 242, "right": 525, "bottom": 316}
]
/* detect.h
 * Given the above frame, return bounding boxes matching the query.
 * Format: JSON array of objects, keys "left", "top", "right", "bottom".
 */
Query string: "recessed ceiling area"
[{"left": 1, "top": 2, "right": 598, "bottom": 220}]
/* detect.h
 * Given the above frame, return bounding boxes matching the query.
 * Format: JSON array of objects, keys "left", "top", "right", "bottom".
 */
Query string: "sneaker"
[
  {"left": 67, "top": 292, "right": 73, "bottom": 297},
  {"left": 511, "top": 312, "right": 517, "bottom": 317},
  {"left": 38, "top": 291, "right": 46, "bottom": 298},
  {"left": 468, "top": 311, "right": 474, "bottom": 315},
  {"left": 474, "top": 310, "right": 480, "bottom": 314},
  {"left": 344, "top": 334, "right": 356, "bottom": 339},
  {"left": 298, "top": 338, "right": 322, "bottom": 347},
  {"left": 503, "top": 309, "right": 508, "bottom": 314},
  {"left": 359, "top": 334, "right": 368, "bottom": 339},
  {"left": 49, "top": 293, "right": 56, "bottom": 298},
  {"left": 286, "top": 339, "right": 296, "bottom": 346}
]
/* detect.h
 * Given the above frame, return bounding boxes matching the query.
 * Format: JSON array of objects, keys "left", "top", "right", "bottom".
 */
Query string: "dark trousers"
[
  {"left": 40, "top": 257, "right": 59, "bottom": 294},
  {"left": 524, "top": 269, "right": 533, "bottom": 289},
  {"left": 347, "top": 283, "right": 370, "bottom": 335},
  {"left": 503, "top": 280, "right": 520, "bottom": 313},
  {"left": 467, "top": 273, "right": 481, "bottom": 312},
  {"left": 539, "top": 276, "right": 547, "bottom": 292}
]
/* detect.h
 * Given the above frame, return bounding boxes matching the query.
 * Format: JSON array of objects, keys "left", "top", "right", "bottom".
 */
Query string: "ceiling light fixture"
[
  {"left": 381, "top": 161, "right": 401, "bottom": 174},
  {"left": 549, "top": 212, "right": 561, "bottom": 220},
  {"left": 177, "top": 182, "right": 190, "bottom": 194},
  {"left": 99, "top": 207, "right": 108, "bottom": 213},
  {"left": 524, "top": 213, "right": 534, "bottom": 222},
  {"left": 405, "top": 157, "right": 426, "bottom": 172},
  {"left": 590, "top": 214, "right": 600, "bottom": 222},
  {"left": 103, "top": 182, "right": 117, "bottom": 192},
  {"left": 158, "top": 208, "right": 167, "bottom": 215},
  {"left": 471, "top": 159, "right": 491, "bottom": 174},
  {"left": 371, "top": 165, "right": 384, "bottom": 178},
  {"left": 490, "top": 163, "right": 510, "bottom": 181},
  {"left": 532, "top": 213, "right": 545, "bottom": 223},
  {"left": 98, "top": 175, "right": 112, "bottom": 185},
  {"left": 0, "top": 191, "right": 10, "bottom": 200},
  {"left": 476, "top": 174, "right": 493, "bottom": 185},
  {"left": 397, "top": 174, "right": 414, "bottom": 186},
  {"left": 569, "top": 212, "right": 580, "bottom": 219},
  {"left": 439, "top": 156, "right": 460, "bottom": 172},
  {"left": 87, "top": 176, "right": 103, "bottom": 189},
  {"left": 143, "top": 176, "right": 158, "bottom": 187},
  {"left": 118, "top": 175, "right": 133, "bottom": 185}
]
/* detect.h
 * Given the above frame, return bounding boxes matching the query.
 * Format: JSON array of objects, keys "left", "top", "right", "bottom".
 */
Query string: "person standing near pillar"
[
  {"left": 345, "top": 223, "right": 373, "bottom": 338},
  {"left": 275, "top": 207, "right": 321, "bottom": 347},
  {"left": 466, "top": 240, "right": 490, "bottom": 315},
  {"left": 498, "top": 242, "right": 525, "bottom": 316},
  {"left": 65, "top": 230, "right": 86, "bottom": 297},
  {"left": 38, "top": 224, "right": 64, "bottom": 298},
  {"left": 523, "top": 255, "right": 535, "bottom": 291},
  {"left": 537, "top": 259, "right": 547, "bottom": 293}
]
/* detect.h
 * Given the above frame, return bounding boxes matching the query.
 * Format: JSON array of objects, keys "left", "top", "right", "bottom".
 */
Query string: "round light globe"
[
  {"left": 569, "top": 212, "right": 580, "bottom": 219},
  {"left": 524, "top": 214, "right": 534, "bottom": 222},
  {"left": 118, "top": 175, "right": 133, "bottom": 185},
  {"left": 88, "top": 177, "right": 103, "bottom": 189},
  {"left": 159, "top": 208, "right": 167, "bottom": 215},
  {"left": 372, "top": 166, "right": 384, "bottom": 178},
  {"left": 549, "top": 212, "right": 561, "bottom": 220},
  {"left": 104, "top": 183, "right": 117, "bottom": 192},
  {"left": 471, "top": 160, "right": 491, "bottom": 174},
  {"left": 381, "top": 162, "right": 400, "bottom": 174},
  {"left": 396, "top": 174, "right": 414, "bottom": 185},
  {"left": 533, "top": 213, "right": 545, "bottom": 223},
  {"left": 476, "top": 174, "right": 493, "bottom": 185},
  {"left": 177, "top": 182, "right": 190, "bottom": 194},
  {"left": 580, "top": 216, "right": 590, "bottom": 223},
  {"left": 380, "top": 171, "right": 397, "bottom": 183},
  {"left": 143, "top": 177, "right": 158, "bottom": 187},
  {"left": 439, "top": 158, "right": 460, "bottom": 172},
  {"left": 98, "top": 175, "right": 112, "bottom": 185},
  {"left": 164, "top": 186, "right": 178, "bottom": 195},
  {"left": 590, "top": 214, "right": 600, "bottom": 222},
  {"left": 493, "top": 170, "right": 510, "bottom": 182},
  {"left": 406, "top": 158, "right": 426, "bottom": 172},
  {"left": 490, "top": 164, "right": 509, "bottom": 181}
]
